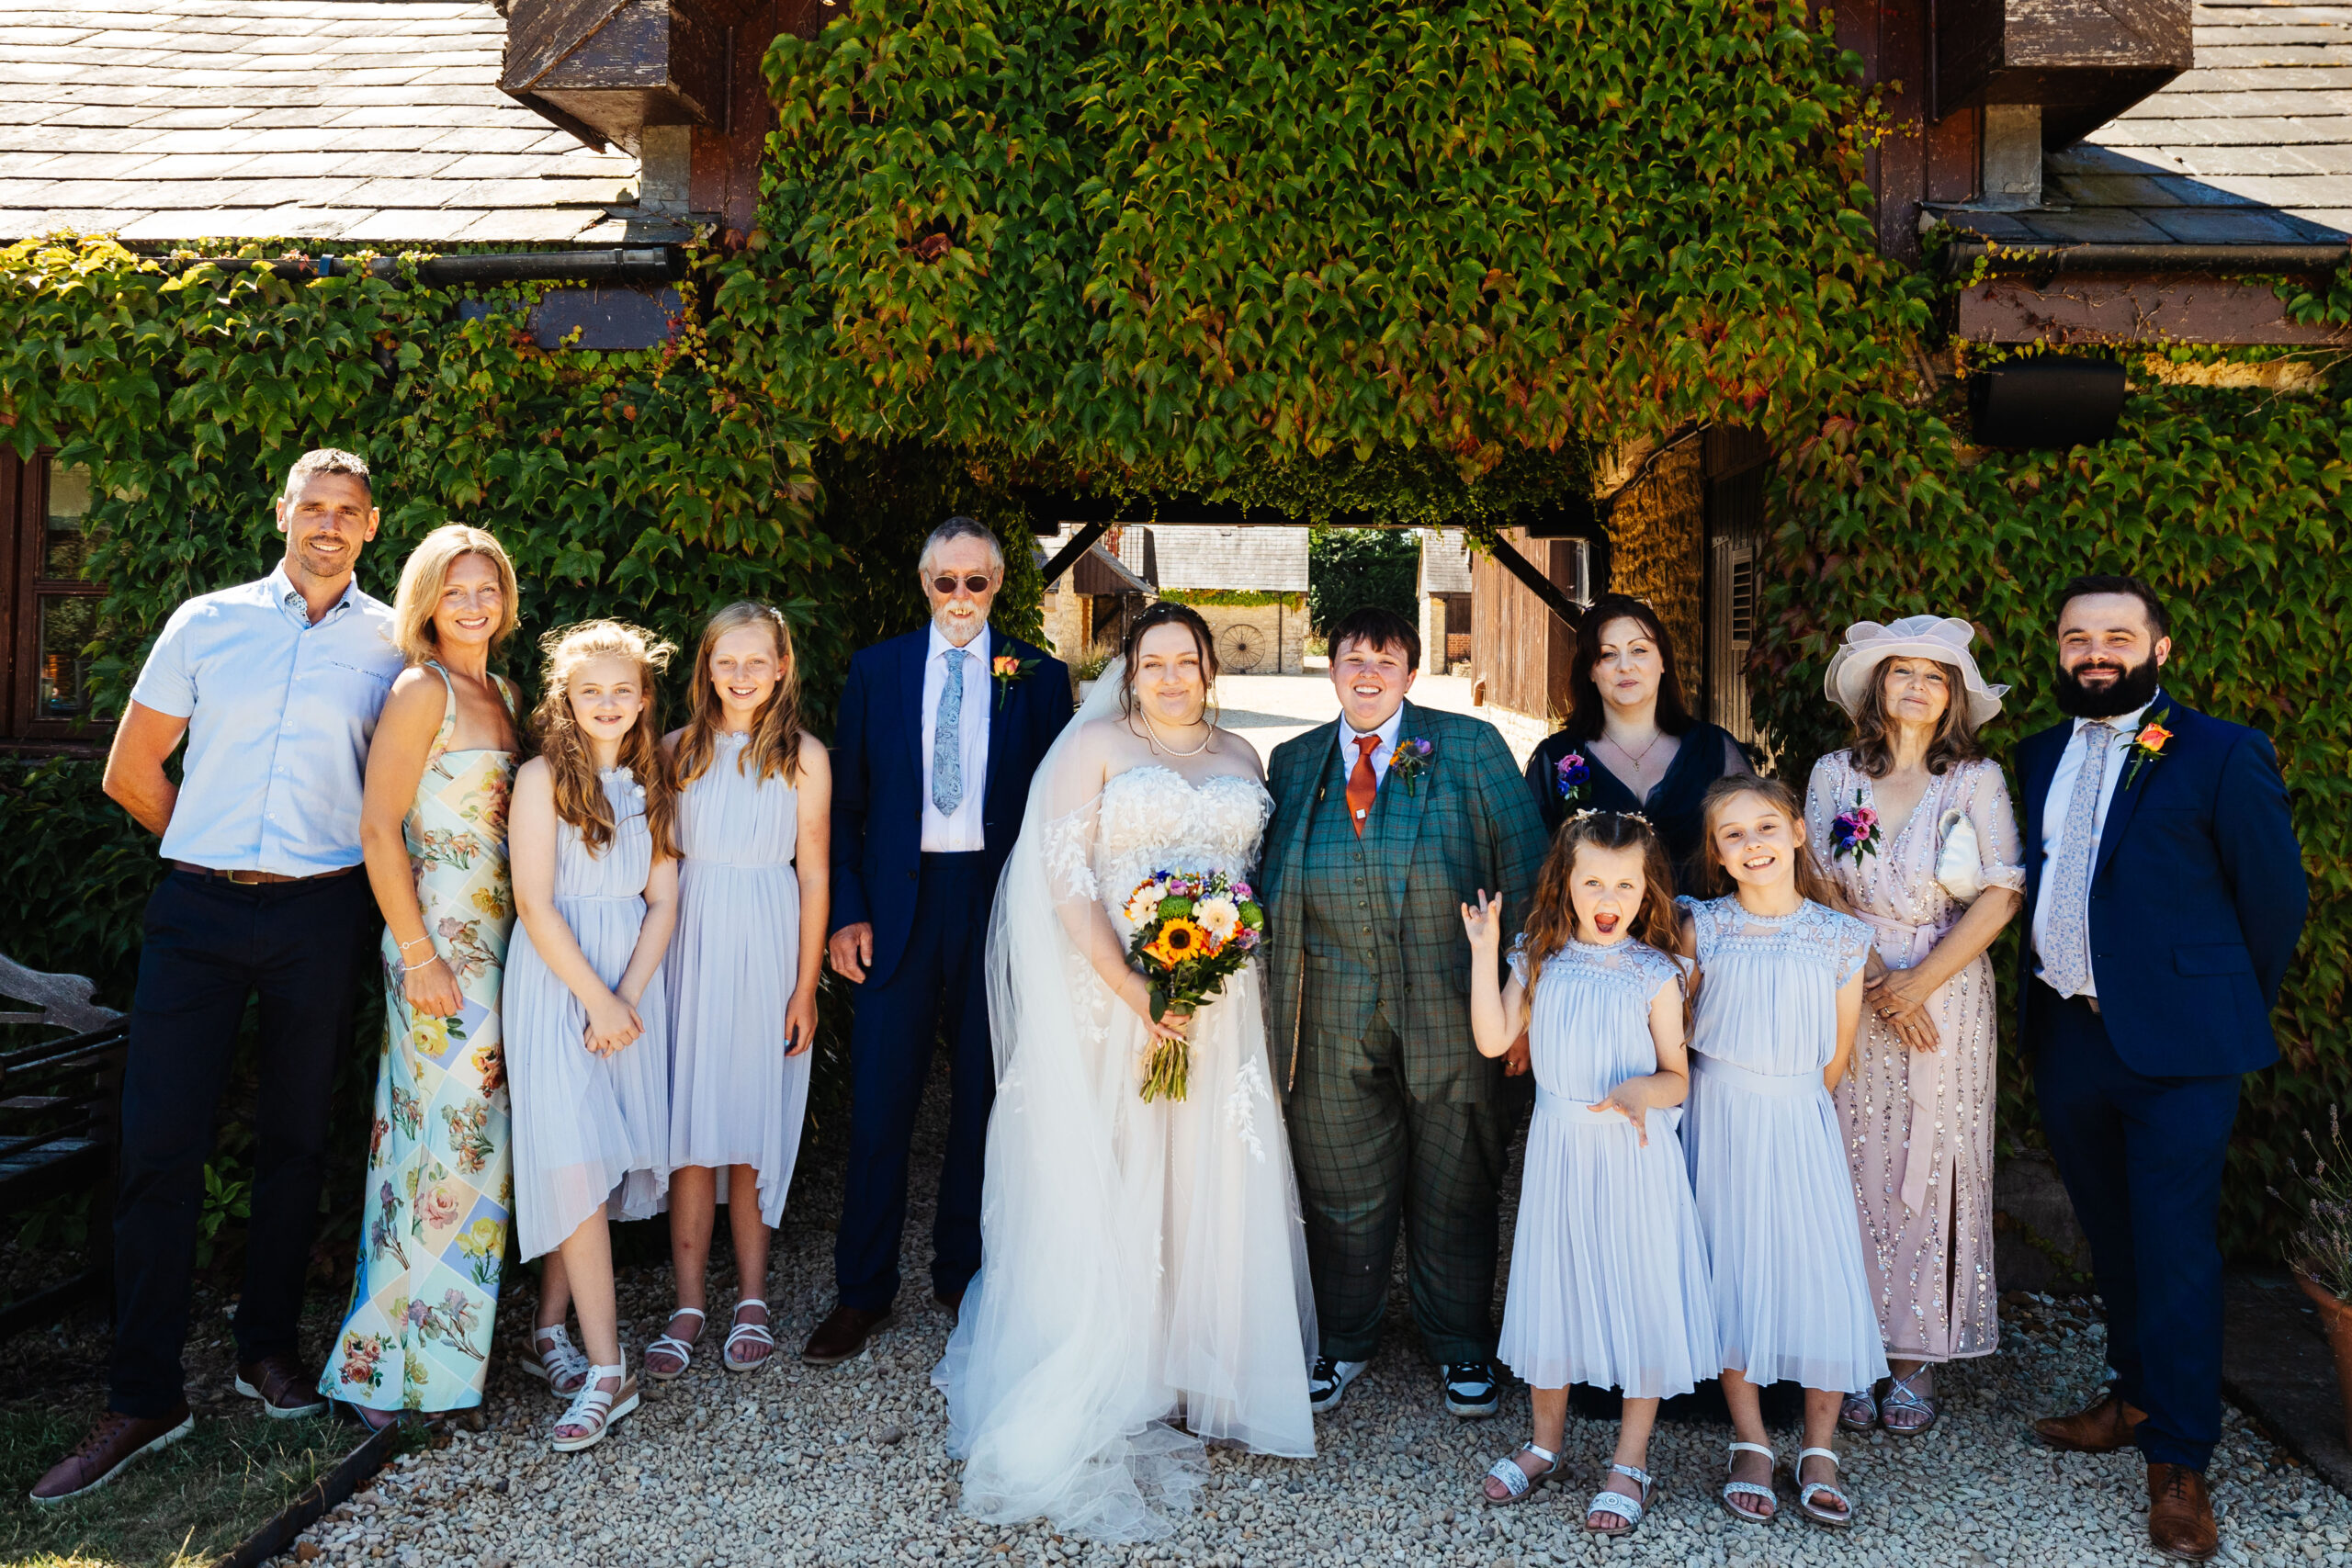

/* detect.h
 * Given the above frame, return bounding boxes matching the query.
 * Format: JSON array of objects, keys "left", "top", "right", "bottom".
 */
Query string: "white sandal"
[
  {"left": 1720, "top": 1440, "right": 1776, "bottom": 1525},
  {"left": 723, "top": 1299, "right": 776, "bottom": 1373},
  {"left": 644, "top": 1307, "right": 707, "bottom": 1382},
  {"left": 1584, "top": 1462, "right": 1653, "bottom": 1537},
  {"left": 1479, "top": 1442, "right": 1559, "bottom": 1504},
  {"left": 551, "top": 1358, "right": 639, "bottom": 1453},
  {"left": 521, "top": 1324, "right": 591, "bottom": 1397},
  {"left": 1793, "top": 1446, "right": 1854, "bottom": 1528}
]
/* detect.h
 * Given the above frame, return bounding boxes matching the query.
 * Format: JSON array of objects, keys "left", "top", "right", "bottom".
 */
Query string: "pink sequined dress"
[{"left": 1804, "top": 751, "right": 2024, "bottom": 1364}]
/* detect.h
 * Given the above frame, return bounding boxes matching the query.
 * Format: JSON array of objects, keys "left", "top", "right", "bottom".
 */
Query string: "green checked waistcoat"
[{"left": 1258, "top": 701, "right": 1552, "bottom": 1106}]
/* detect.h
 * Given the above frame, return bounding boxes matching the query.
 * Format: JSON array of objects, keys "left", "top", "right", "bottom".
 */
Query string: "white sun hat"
[{"left": 1824, "top": 615, "right": 2009, "bottom": 728}]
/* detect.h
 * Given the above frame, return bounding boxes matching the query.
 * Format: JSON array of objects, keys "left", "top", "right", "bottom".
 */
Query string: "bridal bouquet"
[{"left": 1121, "top": 868, "right": 1265, "bottom": 1102}]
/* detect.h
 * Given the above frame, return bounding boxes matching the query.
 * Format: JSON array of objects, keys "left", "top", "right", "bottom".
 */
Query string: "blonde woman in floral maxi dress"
[
  {"left": 322, "top": 528, "right": 522, "bottom": 1425},
  {"left": 1804, "top": 616, "right": 2025, "bottom": 1438}
]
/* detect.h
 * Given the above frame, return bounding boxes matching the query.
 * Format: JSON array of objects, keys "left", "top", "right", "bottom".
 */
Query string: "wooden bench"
[{"left": 0, "top": 954, "right": 126, "bottom": 1339}]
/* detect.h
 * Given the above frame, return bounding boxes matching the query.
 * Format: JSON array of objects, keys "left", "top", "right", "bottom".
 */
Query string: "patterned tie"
[
  {"left": 933, "top": 647, "right": 967, "bottom": 816},
  {"left": 2041, "top": 720, "right": 2115, "bottom": 998},
  {"left": 1346, "top": 733, "right": 1382, "bottom": 839}
]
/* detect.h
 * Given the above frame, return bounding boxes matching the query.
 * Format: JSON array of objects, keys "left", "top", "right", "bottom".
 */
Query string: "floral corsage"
[
  {"left": 991, "top": 652, "right": 1038, "bottom": 710},
  {"left": 1554, "top": 750, "right": 1591, "bottom": 807},
  {"left": 2120, "top": 705, "right": 2175, "bottom": 788},
  {"left": 1385, "top": 737, "right": 1435, "bottom": 795},
  {"left": 1831, "top": 790, "right": 1882, "bottom": 864}
]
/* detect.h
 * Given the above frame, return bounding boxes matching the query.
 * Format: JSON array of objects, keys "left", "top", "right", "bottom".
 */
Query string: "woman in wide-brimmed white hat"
[{"left": 1803, "top": 615, "right": 2027, "bottom": 1438}]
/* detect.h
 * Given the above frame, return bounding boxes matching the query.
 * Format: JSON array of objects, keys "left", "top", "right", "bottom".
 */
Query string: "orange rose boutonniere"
[
  {"left": 990, "top": 652, "right": 1037, "bottom": 711},
  {"left": 2120, "top": 706, "right": 2175, "bottom": 788}
]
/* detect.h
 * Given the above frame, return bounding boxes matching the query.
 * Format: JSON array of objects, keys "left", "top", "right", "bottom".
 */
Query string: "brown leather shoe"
[
  {"left": 2033, "top": 1390, "right": 2147, "bottom": 1452},
  {"left": 2148, "top": 1462, "right": 2220, "bottom": 1562},
  {"left": 799, "top": 1303, "right": 891, "bottom": 1366},
  {"left": 29, "top": 1405, "right": 195, "bottom": 1504},
  {"left": 233, "top": 1354, "right": 328, "bottom": 1419}
]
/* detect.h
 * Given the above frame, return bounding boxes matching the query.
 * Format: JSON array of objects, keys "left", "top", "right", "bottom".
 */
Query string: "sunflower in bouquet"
[{"left": 1121, "top": 868, "right": 1266, "bottom": 1102}]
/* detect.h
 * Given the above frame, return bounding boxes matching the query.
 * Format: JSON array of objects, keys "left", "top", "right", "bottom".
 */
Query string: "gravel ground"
[{"left": 275, "top": 1069, "right": 2352, "bottom": 1568}]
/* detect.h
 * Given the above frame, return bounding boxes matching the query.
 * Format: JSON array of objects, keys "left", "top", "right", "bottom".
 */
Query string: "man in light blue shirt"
[{"left": 35, "top": 448, "right": 402, "bottom": 1505}]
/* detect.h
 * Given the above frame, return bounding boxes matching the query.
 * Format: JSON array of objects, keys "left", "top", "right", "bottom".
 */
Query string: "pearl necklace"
[{"left": 1141, "top": 711, "right": 1215, "bottom": 757}]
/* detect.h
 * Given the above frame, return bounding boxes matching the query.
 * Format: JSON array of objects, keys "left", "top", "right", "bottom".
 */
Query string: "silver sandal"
[
  {"left": 1881, "top": 1367, "right": 1939, "bottom": 1437},
  {"left": 1720, "top": 1440, "right": 1776, "bottom": 1525},
  {"left": 1793, "top": 1445, "right": 1855, "bottom": 1528},
  {"left": 1583, "top": 1462, "right": 1653, "bottom": 1537},
  {"left": 722, "top": 1298, "right": 776, "bottom": 1373},
  {"left": 521, "top": 1324, "right": 591, "bottom": 1397},
  {"left": 644, "top": 1307, "right": 707, "bottom": 1382},
  {"left": 1838, "top": 1385, "right": 1879, "bottom": 1431},
  {"left": 1480, "top": 1442, "right": 1559, "bottom": 1504}
]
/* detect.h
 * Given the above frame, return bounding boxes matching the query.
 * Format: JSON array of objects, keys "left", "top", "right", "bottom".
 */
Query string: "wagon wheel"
[{"left": 1215, "top": 622, "right": 1268, "bottom": 672}]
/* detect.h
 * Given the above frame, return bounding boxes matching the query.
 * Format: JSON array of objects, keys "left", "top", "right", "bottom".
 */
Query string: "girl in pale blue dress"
[
  {"left": 505, "top": 620, "right": 681, "bottom": 1452},
  {"left": 1463, "top": 810, "right": 1713, "bottom": 1540},
  {"left": 648, "top": 603, "right": 832, "bottom": 1382},
  {"left": 1679, "top": 774, "right": 1887, "bottom": 1529}
]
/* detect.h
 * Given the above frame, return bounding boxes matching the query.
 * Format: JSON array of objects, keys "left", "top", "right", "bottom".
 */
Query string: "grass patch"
[{"left": 0, "top": 1402, "right": 353, "bottom": 1567}]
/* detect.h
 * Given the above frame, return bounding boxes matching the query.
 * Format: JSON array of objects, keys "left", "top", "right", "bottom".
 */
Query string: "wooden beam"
[
  {"left": 1486, "top": 534, "right": 1584, "bottom": 635},
  {"left": 1039, "top": 522, "right": 1112, "bottom": 588},
  {"left": 1957, "top": 275, "right": 2352, "bottom": 347}
]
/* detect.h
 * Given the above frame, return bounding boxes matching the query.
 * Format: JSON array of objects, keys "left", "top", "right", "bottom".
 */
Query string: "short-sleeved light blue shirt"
[{"left": 129, "top": 563, "right": 404, "bottom": 875}]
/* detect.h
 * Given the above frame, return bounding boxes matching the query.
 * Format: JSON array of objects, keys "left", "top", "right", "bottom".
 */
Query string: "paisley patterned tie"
[
  {"left": 2041, "top": 720, "right": 2114, "bottom": 998},
  {"left": 933, "top": 647, "right": 967, "bottom": 815}
]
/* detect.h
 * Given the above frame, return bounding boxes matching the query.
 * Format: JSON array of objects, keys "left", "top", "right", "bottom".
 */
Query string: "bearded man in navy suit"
[
  {"left": 800, "top": 517, "right": 1071, "bottom": 1366},
  {"left": 2018, "top": 575, "right": 2305, "bottom": 1563}
]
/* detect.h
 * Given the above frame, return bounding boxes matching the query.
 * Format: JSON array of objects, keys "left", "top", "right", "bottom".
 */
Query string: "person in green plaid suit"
[{"left": 1260, "top": 607, "right": 1551, "bottom": 1418}]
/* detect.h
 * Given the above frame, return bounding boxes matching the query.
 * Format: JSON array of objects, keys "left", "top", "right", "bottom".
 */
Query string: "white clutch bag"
[{"left": 1935, "top": 807, "right": 1984, "bottom": 903}]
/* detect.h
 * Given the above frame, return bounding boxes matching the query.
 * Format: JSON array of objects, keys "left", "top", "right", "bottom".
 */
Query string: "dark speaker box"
[{"left": 1968, "top": 355, "right": 2127, "bottom": 450}]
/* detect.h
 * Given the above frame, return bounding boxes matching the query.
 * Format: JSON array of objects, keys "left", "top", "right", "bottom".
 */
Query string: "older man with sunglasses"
[{"left": 801, "top": 517, "right": 1072, "bottom": 1365}]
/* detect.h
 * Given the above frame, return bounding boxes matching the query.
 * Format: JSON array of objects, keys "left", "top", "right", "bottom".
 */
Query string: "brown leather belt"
[{"left": 171, "top": 862, "right": 361, "bottom": 886}]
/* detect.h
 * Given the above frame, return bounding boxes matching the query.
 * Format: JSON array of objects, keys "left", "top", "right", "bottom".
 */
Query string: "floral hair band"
[{"left": 1571, "top": 807, "right": 1650, "bottom": 828}]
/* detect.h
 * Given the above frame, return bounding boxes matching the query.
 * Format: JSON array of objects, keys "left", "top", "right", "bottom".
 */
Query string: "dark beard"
[{"left": 2053, "top": 655, "right": 2163, "bottom": 718}]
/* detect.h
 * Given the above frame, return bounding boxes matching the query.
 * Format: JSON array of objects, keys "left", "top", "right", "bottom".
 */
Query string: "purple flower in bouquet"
[
  {"left": 1832, "top": 790, "right": 1882, "bottom": 864},
  {"left": 1555, "top": 750, "right": 1591, "bottom": 806}
]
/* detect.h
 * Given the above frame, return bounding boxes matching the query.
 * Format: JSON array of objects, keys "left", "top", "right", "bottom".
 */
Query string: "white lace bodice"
[{"left": 1091, "top": 766, "right": 1272, "bottom": 938}]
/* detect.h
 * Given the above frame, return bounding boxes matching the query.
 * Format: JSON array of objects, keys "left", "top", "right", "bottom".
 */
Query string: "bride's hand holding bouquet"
[{"left": 1120, "top": 868, "right": 1264, "bottom": 1101}]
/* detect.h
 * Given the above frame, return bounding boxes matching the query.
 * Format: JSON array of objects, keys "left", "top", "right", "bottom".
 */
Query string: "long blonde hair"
[
  {"left": 390, "top": 525, "right": 519, "bottom": 666},
  {"left": 529, "top": 620, "right": 677, "bottom": 858},
  {"left": 673, "top": 602, "right": 805, "bottom": 788}
]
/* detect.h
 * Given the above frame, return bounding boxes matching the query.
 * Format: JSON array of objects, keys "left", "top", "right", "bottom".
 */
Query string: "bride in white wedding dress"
[{"left": 935, "top": 607, "right": 1317, "bottom": 1540}]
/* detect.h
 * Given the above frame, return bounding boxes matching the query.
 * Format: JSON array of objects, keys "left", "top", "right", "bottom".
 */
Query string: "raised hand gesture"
[{"left": 1459, "top": 888, "right": 1504, "bottom": 954}]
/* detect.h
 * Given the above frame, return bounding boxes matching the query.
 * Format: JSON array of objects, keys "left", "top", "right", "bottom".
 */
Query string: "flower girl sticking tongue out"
[
  {"left": 1461, "top": 811, "right": 1714, "bottom": 1539},
  {"left": 504, "top": 621, "right": 682, "bottom": 1452},
  {"left": 1678, "top": 776, "right": 1887, "bottom": 1529}
]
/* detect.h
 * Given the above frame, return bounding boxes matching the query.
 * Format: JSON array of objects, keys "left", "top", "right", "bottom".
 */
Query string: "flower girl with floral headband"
[
  {"left": 1461, "top": 809, "right": 1713, "bottom": 1539},
  {"left": 504, "top": 621, "right": 680, "bottom": 1451}
]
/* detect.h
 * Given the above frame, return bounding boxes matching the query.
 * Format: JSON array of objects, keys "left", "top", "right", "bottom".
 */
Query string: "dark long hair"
[
  {"left": 1560, "top": 593, "right": 1695, "bottom": 742},
  {"left": 1118, "top": 601, "right": 1221, "bottom": 723}
]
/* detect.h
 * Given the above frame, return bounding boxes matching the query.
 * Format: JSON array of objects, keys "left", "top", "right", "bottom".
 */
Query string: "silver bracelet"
[
  {"left": 397, "top": 934, "right": 434, "bottom": 955},
  {"left": 402, "top": 953, "right": 440, "bottom": 973}
]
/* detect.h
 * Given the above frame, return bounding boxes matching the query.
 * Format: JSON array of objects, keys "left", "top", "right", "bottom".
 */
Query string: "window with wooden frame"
[{"left": 0, "top": 447, "right": 111, "bottom": 748}]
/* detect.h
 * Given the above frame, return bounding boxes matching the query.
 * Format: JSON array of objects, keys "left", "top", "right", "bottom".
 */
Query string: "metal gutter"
[
  {"left": 1943, "top": 240, "right": 2349, "bottom": 279},
  {"left": 154, "top": 247, "right": 687, "bottom": 286}
]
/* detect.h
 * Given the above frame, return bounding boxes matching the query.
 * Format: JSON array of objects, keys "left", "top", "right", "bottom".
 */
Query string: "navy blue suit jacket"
[
  {"left": 2015, "top": 694, "right": 2307, "bottom": 1077},
  {"left": 828, "top": 627, "right": 1072, "bottom": 988}
]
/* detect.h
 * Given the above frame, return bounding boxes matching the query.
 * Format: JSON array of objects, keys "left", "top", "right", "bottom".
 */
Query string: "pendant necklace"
[{"left": 1606, "top": 726, "right": 1666, "bottom": 775}]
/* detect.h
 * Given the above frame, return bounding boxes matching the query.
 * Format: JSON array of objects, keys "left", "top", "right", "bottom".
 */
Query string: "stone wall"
[
  {"left": 1605, "top": 437, "right": 1705, "bottom": 659},
  {"left": 1192, "top": 600, "right": 1306, "bottom": 675}
]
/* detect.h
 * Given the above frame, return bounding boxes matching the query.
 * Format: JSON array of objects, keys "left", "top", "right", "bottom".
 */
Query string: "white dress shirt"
[
  {"left": 129, "top": 565, "right": 402, "bottom": 875},
  {"left": 920, "top": 622, "right": 991, "bottom": 852},
  {"left": 2030, "top": 696, "right": 2155, "bottom": 998},
  {"left": 1340, "top": 705, "right": 1406, "bottom": 788}
]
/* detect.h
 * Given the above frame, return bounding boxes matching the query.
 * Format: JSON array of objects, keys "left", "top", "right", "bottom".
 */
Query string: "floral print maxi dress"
[
  {"left": 1804, "top": 750, "right": 2025, "bottom": 1365},
  {"left": 322, "top": 667, "right": 516, "bottom": 1413}
]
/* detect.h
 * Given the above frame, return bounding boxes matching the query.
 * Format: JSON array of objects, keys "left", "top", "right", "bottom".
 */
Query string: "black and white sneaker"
[
  {"left": 1444, "top": 1359, "right": 1501, "bottom": 1418},
  {"left": 1307, "top": 1356, "right": 1367, "bottom": 1414}
]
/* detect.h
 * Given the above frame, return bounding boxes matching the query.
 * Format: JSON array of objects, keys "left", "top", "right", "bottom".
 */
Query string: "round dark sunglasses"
[{"left": 931, "top": 573, "right": 994, "bottom": 595}]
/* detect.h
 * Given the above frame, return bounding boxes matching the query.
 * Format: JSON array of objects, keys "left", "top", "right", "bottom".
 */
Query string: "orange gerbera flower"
[{"left": 1144, "top": 918, "right": 1212, "bottom": 967}]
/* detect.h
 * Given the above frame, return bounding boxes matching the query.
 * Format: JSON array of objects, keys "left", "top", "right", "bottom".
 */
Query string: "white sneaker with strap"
[
  {"left": 1584, "top": 1461, "right": 1653, "bottom": 1537},
  {"left": 723, "top": 1298, "right": 777, "bottom": 1373},
  {"left": 551, "top": 1355, "right": 639, "bottom": 1453},
  {"left": 1720, "top": 1440, "right": 1776, "bottom": 1525}
]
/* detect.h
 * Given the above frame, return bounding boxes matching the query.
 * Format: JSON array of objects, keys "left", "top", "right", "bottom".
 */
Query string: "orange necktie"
[{"left": 1348, "top": 733, "right": 1382, "bottom": 838}]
